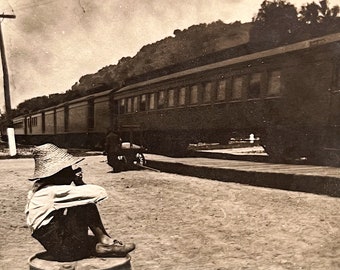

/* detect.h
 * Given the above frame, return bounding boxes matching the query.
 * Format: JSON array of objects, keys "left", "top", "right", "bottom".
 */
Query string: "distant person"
[
  {"left": 25, "top": 143, "right": 135, "bottom": 261},
  {"left": 105, "top": 128, "right": 123, "bottom": 173}
]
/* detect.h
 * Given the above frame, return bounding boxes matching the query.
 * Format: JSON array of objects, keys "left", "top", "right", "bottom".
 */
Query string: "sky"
[{"left": 0, "top": 0, "right": 338, "bottom": 111}]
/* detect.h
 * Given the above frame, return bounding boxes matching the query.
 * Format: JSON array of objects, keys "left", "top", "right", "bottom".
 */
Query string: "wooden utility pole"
[
  {"left": 0, "top": 14, "right": 16, "bottom": 156},
  {"left": 0, "top": 14, "right": 16, "bottom": 126}
]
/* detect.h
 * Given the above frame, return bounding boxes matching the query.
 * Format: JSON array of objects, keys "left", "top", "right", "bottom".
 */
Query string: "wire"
[
  {"left": 78, "top": 0, "right": 85, "bottom": 13},
  {"left": 1, "top": 0, "right": 60, "bottom": 14},
  {"left": 5, "top": 0, "right": 14, "bottom": 13}
]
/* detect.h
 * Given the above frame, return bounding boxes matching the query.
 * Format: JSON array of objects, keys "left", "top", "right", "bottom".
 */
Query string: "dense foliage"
[
  {"left": 12, "top": 0, "right": 340, "bottom": 117},
  {"left": 250, "top": 0, "right": 340, "bottom": 50}
]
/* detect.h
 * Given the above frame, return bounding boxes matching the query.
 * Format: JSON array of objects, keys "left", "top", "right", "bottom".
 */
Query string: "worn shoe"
[{"left": 96, "top": 240, "right": 136, "bottom": 257}]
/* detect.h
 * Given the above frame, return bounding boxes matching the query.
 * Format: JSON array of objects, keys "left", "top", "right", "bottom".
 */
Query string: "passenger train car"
[
  {"left": 11, "top": 90, "right": 112, "bottom": 149},
  {"left": 8, "top": 32, "right": 340, "bottom": 164}
]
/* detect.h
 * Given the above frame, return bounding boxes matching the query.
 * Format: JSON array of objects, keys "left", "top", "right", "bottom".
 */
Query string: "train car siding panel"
[
  {"left": 44, "top": 110, "right": 55, "bottom": 134},
  {"left": 283, "top": 58, "right": 332, "bottom": 126},
  {"left": 93, "top": 96, "right": 111, "bottom": 132},
  {"left": 68, "top": 101, "right": 88, "bottom": 133},
  {"left": 30, "top": 113, "right": 43, "bottom": 135},
  {"left": 56, "top": 107, "right": 65, "bottom": 133},
  {"left": 13, "top": 118, "right": 25, "bottom": 135}
]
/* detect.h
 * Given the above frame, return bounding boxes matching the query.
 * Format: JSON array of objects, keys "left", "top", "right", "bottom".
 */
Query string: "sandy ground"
[{"left": 0, "top": 155, "right": 339, "bottom": 270}]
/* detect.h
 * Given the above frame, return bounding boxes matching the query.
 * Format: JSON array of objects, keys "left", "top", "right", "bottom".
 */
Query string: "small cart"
[{"left": 118, "top": 142, "right": 146, "bottom": 170}]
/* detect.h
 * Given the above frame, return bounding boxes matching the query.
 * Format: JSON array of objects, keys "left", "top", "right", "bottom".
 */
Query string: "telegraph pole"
[{"left": 0, "top": 14, "right": 16, "bottom": 156}]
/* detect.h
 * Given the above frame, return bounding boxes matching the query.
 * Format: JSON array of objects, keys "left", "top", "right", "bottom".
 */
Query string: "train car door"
[
  {"left": 331, "top": 63, "right": 340, "bottom": 126},
  {"left": 324, "top": 62, "right": 340, "bottom": 165}
]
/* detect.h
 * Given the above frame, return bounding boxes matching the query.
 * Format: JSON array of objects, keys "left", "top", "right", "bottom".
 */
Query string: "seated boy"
[{"left": 25, "top": 143, "right": 135, "bottom": 261}]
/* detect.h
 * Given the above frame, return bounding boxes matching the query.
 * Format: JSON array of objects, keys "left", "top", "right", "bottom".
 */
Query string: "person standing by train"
[{"left": 105, "top": 128, "right": 123, "bottom": 173}]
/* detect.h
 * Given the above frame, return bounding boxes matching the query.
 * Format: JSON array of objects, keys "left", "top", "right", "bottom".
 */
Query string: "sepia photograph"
[{"left": 0, "top": 0, "right": 339, "bottom": 269}]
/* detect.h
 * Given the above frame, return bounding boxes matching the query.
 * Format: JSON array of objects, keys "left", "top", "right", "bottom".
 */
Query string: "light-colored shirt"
[{"left": 25, "top": 184, "right": 107, "bottom": 231}]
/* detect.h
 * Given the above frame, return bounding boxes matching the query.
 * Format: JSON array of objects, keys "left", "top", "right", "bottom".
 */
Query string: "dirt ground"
[{"left": 0, "top": 155, "right": 339, "bottom": 270}]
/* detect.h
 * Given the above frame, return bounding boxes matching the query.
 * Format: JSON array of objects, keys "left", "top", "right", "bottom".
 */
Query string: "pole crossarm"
[{"left": 0, "top": 15, "right": 16, "bottom": 19}]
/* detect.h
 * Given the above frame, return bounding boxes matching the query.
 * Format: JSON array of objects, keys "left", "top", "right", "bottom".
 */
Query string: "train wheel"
[
  {"left": 325, "top": 151, "right": 340, "bottom": 167},
  {"left": 261, "top": 142, "right": 284, "bottom": 162},
  {"left": 134, "top": 152, "right": 146, "bottom": 166},
  {"left": 171, "top": 141, "right": 189, "bottom": 157},
  {"left": 262, "top": 129, "right": 300, "bottom": 162},
  {"left": 159, "top": 135, "right": 188, "bottom": 156},
  {"left": 263, "top": 143, "right": 301, "bottom": 162}
]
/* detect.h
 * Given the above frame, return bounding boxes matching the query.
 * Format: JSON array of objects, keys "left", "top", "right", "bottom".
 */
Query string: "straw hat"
[{"left": 30, "top": 143, "right": 84, "bottom": 180}]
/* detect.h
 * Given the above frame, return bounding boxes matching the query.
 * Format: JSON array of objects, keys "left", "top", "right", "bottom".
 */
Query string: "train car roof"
[
  {"left": 14, "top": 88, "right": 114, "bottom": 118},
  {"left": 54, "top": 88, "right": 114, "bottom": 108},
  {"left": 115, "top": 32, "right": 340, "bottom": 94}
]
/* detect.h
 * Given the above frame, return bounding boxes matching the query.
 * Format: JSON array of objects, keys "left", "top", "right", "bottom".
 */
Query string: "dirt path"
[{"left": 0, "top": 156, "right": 339, "bottom": 269}]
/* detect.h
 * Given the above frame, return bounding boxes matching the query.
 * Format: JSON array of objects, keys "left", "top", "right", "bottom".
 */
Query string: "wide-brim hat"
[{"left": 30, "top": 143, "right": 84, "bottom": 180}]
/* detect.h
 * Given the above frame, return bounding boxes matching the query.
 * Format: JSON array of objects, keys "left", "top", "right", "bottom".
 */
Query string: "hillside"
[
  {"left": 71, "top": 21, "right": 251, "bottom": 93},
  {"left": 14, "top": 20, "right": 251, "bottom": 114}
]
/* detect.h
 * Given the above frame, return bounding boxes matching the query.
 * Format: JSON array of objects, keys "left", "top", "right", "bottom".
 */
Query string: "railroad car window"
[
  {"left": 267, "top": 70, "right": 281, "bottom": 96},
  {"left": 149, "top": 93, "right": 155, "bottom": 109},
  {"left": 190, "top": 85, "right": 198, "bottom": 104},
  {"left": 203, "top": 82, "right": 212, "bottom": 103},
  {"left": 231, "top": 76, "right": 243, "bottom": 100},
  {"left": 133, "top": 96, "right": 138, "bottom": 112},
  {"left": 119, "top": 99, "right": 126, "bottom": 114},
  {"left": 248, "top": 73, "right": 261, "bottom": 99},
  {"left": 140, "top": 95, "right": 146, "bottom": 111},
  {"left": 217, "top": 80, "right": 226, "bottom": 101},
  {"left": 31, "top": 117, "right": 38, "bottom": 127},
  {"left": 168, "top": 89, "right": 175, "bottom": 107},
  {"left": 14, "top": 121, "right": 23, "bottom": 129},
  {"left": 179, "top": 87, "right": 186, "bottom": 106},
  {"left": 127, "top": 98, "right": 132, "bottom": 113},
  {"left": 158, "top": 91, "right": 165, "bottom": 109}
]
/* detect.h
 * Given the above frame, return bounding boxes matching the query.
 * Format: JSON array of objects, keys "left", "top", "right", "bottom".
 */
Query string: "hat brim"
[{"left": 29, "top": 157, "right": 84, "bottom": 181}]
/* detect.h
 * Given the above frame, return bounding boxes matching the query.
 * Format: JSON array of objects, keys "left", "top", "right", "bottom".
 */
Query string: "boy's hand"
[{"left": 73, "top": 167, "right": 86, "bottom": 185}]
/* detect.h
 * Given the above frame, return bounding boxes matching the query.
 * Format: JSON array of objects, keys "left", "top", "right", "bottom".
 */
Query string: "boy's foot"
[{"left": 96, "top": 240, "right": 135, "bottom": 257}]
